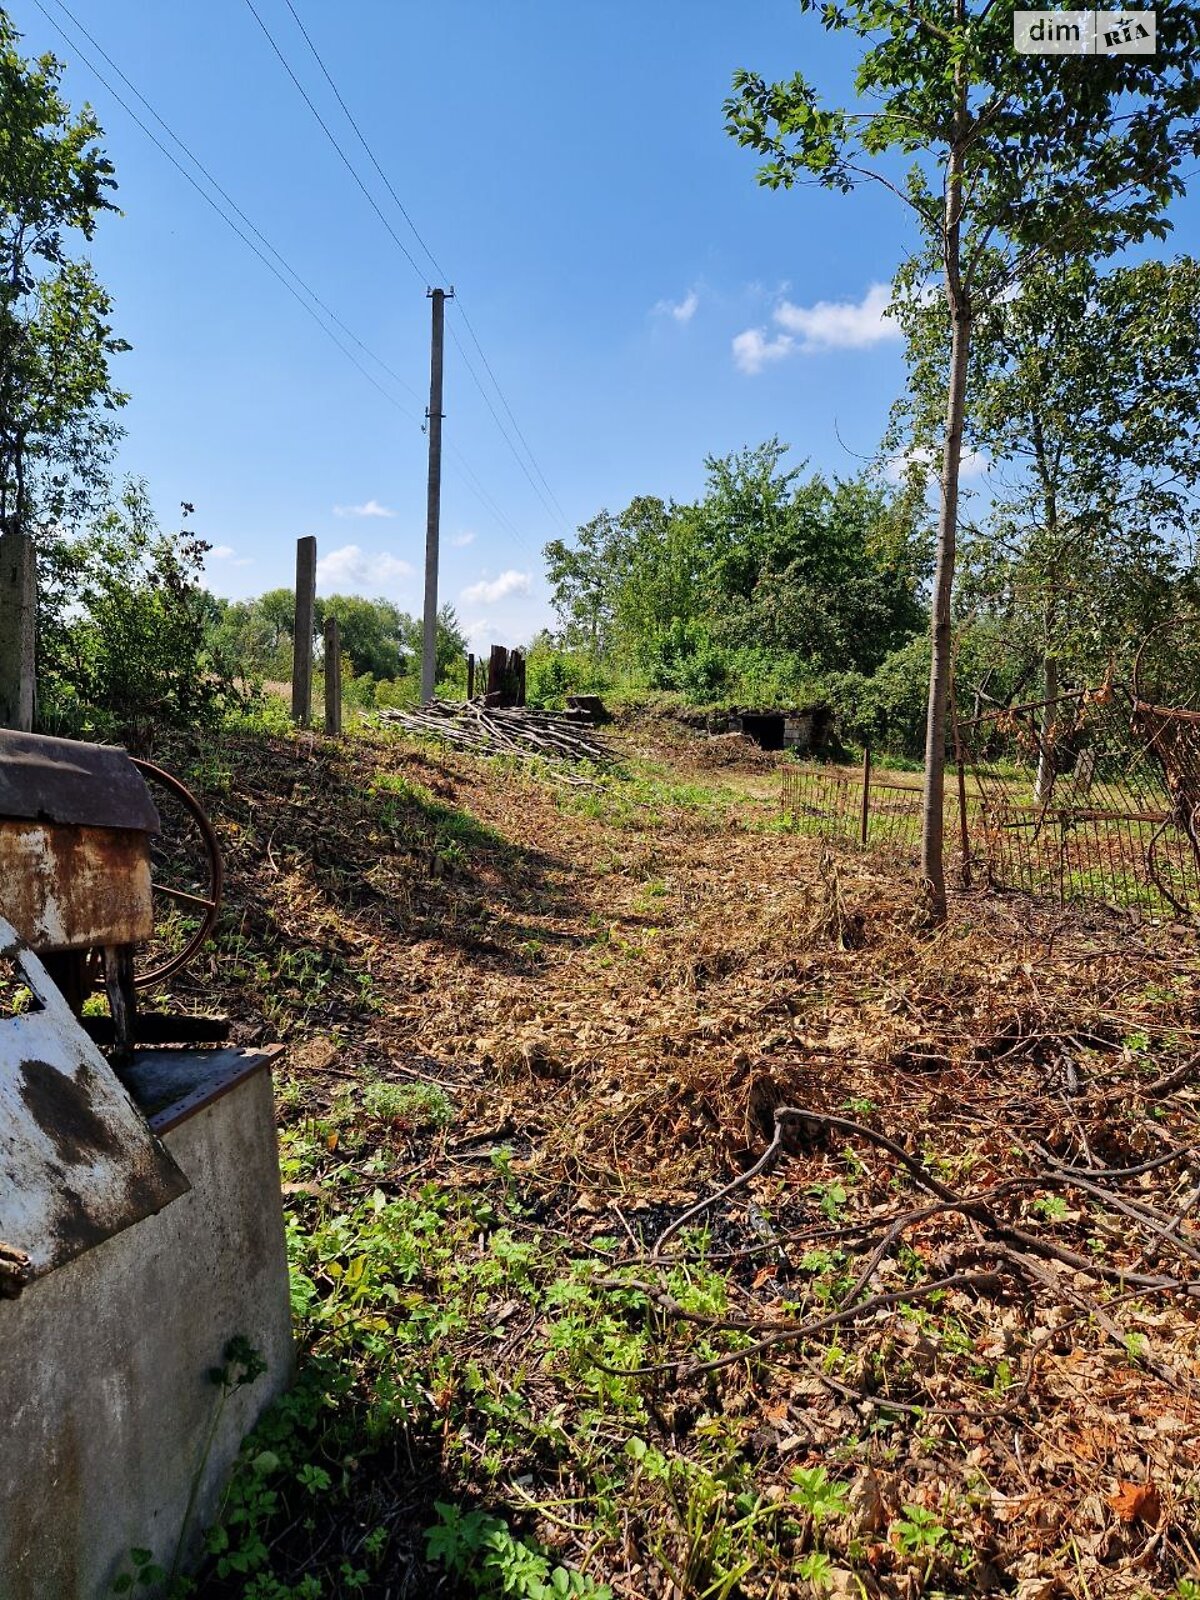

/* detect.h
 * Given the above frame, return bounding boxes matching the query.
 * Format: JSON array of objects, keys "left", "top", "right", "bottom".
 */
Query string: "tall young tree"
[
  {"left": 0, "top": 11, "right": 126, "bottom": 535},
  {"left": 898, "top": 256, "right": 1200, "bottom": 741},
  {"left": 726, "top": 1, "right": 1200, "bottom": 919}
]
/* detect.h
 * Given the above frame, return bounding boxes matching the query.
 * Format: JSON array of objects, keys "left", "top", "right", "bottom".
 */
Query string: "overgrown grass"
[
  {"left": 174, "top": 1110, "right": 974, "bottom": 1600},
  {"left": 557, "top": 767, "right": 741, "bottom": 831}
]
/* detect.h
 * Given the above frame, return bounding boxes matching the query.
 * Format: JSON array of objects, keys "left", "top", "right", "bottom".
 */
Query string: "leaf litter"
[{"left": 159, "top": 712, "right": 1200, "bottom": 1598}]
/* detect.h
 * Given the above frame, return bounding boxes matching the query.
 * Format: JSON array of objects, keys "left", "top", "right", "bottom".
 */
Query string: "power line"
[
  {"left": 241, "top": 0, "right": 427, "bottom": 285},
  {"left": 257, "top": 0, "right": 569, "bottom": 532},
  {"left": 445, "top": 443, "right": 534, "bottom": 553},
  {"left": 31, "top": 0, "right": 535, "bottom": 545},
  {"left": 453, "top": 299, "right": 570, "bottom": 525},
  {"left": 278, "top": 0, "right": 448, "bottom": 285},
  {"left": 445, "top": 320, "right": 562, "bottom": 529},
  {"left": 33, "top": 0, "right": 424, "bottom": 425}
]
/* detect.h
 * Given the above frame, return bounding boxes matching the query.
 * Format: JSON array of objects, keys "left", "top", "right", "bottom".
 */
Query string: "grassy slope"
[{"left": 146, "top": 713, "right": 1200, "bottom": 1600}]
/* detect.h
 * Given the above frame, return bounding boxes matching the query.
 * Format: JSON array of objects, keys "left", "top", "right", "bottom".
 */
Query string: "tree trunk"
[
  {"left": 1031, "top": 436, "right": 1061, "bottom": 806},
  {"left": 1034, "top": 649, "right": 1059, "bottom": 803},
  {"left": 920, "top": 77, "right": 970, "bottom": 927}
]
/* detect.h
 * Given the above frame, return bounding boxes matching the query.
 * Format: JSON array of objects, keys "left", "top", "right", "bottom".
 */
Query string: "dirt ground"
[{"left": 157, "top": 709, "right": 1200, "bottom": 1599}]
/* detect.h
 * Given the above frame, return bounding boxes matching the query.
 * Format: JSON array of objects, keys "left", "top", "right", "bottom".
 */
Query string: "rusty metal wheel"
[{"left": 129, "top": 758, "right": 223, "bottom": 988}]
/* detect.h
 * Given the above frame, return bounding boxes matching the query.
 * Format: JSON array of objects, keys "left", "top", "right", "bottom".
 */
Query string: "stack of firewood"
[{"left": 377, "top": 700, "right": 614, "bottom": 779}]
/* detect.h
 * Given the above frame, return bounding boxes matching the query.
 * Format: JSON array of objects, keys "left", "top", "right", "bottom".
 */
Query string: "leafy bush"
[
  {"left": 525, "top": 647, "right": 613, "bottom": 709},
  {"left": 635, "top": 618, "right": 728, "bottom": 701},
  {"left": 37, "top": 482, "right": 251, "bottom": 747},
  {"left": 426, "top": 1501, "right": 612, "bottom": 1599}
]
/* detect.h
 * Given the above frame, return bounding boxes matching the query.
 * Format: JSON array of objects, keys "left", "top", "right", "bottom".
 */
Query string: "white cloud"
[
  {"left": 464, "top": 617, "right": 504, "bottom": 646},
  {"left": 732, "top": 327, "right": 795, "bottom": 375},
  {"left": 773, "top": 282, "right": 899, "bottom": 351},
  {"left": 333, "top": 498, "right": 396, "bottom": 519},
  {"left": 461, "top": 569, "right": 531, "bottom": 605},
  {"left": 885, "top": 445, "right": 990, "bottom": 485},
  {"left": 208, "top": 543, "right": 253, "bottom": 568},
  {"left": 654, "top": 289, "right": 699, "bottom": 324},
  {"left": 734, "top": 282, "right": 902, "bottom": 373},
  {"left": 317, "top": 544, "right": 414, "bottom": 595},
  {"left": 450, "top": 530, "right": 477, "bottom": 547}
]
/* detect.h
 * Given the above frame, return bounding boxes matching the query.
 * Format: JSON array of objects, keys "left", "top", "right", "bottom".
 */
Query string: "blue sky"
[{"left": 9, "top": 1, "right": 1200, "bottom": 650}]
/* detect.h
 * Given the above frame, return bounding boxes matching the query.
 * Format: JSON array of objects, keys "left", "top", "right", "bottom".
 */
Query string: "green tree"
[
  {"left": 37, "top": 483, "right": 240, "bottom": 746},
  {"left": 544, "top": 444, "right": 926, "bottom": 702},
  {"left": 894, "top": 254, "right": 1200, "bottom": 792},
  {"left": 0, "top": 13, "right": 127, "bottom": 535},
  {"left": 403, "top": 602, "right": 466, "bottom": 686},
  {"left": 971, "top": 258, "right": 1200, "bottom": 693},
  {"left": 544, "top": 508, "right": 644, "bottom": 654},
  {"left": 315, "top": 594, "right": 408, "bottom": 679},
  {"left": 209, "top": 587, "right": 296, "bottom": 680},
  {"left": 726, "top": 0, "right": 1200, "bottom": 918}
]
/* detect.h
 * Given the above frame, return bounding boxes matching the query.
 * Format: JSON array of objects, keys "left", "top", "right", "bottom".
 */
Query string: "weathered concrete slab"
[
  {"left": 0, "top": 920, "right": 189, "bottom": 1290},
  {"left": 0, "top": 1050, "right": 293, "bottom": 1599}
]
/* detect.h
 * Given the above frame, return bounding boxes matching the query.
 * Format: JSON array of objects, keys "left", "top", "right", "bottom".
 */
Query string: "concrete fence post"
[
  {"left": 292, "top": 536, "right": 317, "bottom": 727},
  {"left": 323, "top": 615, "right": 342, "bottom": 736},
  {"left": 0, "top": 531, "right": 36, "bottom": 732}
]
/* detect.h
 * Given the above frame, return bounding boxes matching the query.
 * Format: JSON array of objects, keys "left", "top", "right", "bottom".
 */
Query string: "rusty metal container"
[{"left": 0, "top": 730, "right": 159, "bottom": 952}]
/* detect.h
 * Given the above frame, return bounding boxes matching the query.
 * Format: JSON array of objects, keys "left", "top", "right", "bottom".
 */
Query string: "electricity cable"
[
  {"left": 34, "top": 0, "right": 424, "bottom": 423},
  {"left": 279, "top": 0, "right": 448, "bottom": 285},
  {"left": 446, "top": 322, "right": 562, "bottom": 529},
  {"left": 32, "top": 0, "right": 534, "bottom": 542},
  {"left": 242, "top": 0, "right": 426, "bottom": 284},
  {"left": 256, "top": 0, "right": 568, "bottom": 531}
]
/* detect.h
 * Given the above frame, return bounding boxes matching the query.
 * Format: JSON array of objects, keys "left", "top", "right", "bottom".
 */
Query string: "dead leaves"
[{"left": 1106, "top": 1479, "right": 1162, "bottom": 1526}]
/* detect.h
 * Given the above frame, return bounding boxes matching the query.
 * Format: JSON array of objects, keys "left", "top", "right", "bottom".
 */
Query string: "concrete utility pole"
[
  {"left": 292, "top": 535, "right": 317, "bottom": 726},
  {"left": 421, "top": 286, "right": 453, "bottom": 704},
  {"left": 323, "top": 614, "right": 342, "bottom": 736},
  {"left": 0, "top": 531, "right": 36, "bottom": 731}
]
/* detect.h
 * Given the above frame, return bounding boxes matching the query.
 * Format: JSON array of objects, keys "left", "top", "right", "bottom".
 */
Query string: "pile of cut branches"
[{"left": 377, "top": 699, "right": 614, "bottom": 778}]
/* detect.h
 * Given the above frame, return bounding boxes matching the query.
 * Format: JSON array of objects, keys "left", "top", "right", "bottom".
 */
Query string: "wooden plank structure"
[{"left": 484, "top": 645, "right": 526, "bottom": 706}]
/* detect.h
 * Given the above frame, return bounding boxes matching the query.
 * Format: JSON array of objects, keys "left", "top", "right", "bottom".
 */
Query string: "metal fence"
[
  {"left": 781, "top": 682, "right": 1200, "bottom": 918},
  {"left": 780, "top": 754, "right": 972, "bottom": 877}
]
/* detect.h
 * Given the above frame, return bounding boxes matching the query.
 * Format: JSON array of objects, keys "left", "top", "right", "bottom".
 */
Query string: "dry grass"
[{"left": 156, "top": 711, "right": 1200, "bottom": 1598}]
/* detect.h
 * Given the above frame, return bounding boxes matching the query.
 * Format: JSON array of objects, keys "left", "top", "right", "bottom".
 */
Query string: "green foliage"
[
  {"left": 0, "top": 13, "right": 127, "bottom": 535},
  {"left": 788, "top": 1466, "right": 849, "bottom": 1525},
  {"left": 315, "top": 594, "right": 408, "bottom": 680},
  {"left": 895, "top": 255, "right": 1200, "bottom": 693},
  {"left": 110, "top": 1548, "right": 170, "bottom": 1595},
  {"left": 36, "top": 482, "right": 250, "bottom": 745},
  {"left": 425, "top": 1502, "right": 612, "bottom": 1599},
  {"left": 211, "top": 590, "right": 467, "bottom": 705},
  {"left": 725, "top": 0, "right": 1200, "bottom": 909},
  {"left": 545, "top": 443, "right": 927, "bottom": 705},
  {"left": 361, "top": 1079, "right": 454, "bottom": 1133},
  {"left": 208, "top": 587, "right": 297, "bottom": 681},
  {"left": 823, "top": 617, "right": 1035, "bottom": 757},
  {"left": 892, "top": 1505, "right": 952, "bottom": 1558},
  {"left": 525, "top": 637, "right": 613, "bottom": 709}
]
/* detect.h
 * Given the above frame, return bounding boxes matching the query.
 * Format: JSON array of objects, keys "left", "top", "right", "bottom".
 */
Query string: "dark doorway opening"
[{"left": 740, "top": 713, "right": 785, "bottom": 751}]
